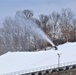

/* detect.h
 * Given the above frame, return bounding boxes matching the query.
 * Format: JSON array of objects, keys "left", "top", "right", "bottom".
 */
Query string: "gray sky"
[{"left": 0, "top": 0, "right": 76, "bottom": 22}]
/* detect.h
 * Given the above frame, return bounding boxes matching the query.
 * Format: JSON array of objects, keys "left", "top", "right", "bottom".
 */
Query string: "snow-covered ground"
[{"left": 0, "top": 42, "right": 76, "bottom": 75}]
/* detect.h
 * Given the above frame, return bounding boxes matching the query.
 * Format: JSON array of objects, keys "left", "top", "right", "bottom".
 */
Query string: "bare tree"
[
  {"left": 39, "top": 14, "right": 49, "bottom": 33},
  {"left": 60, "top": 8, "right": 74, "bottom": 42},
  {"left": 2, "top": 17, "right": 14, "bottom": 51},
  {"left": 22, "top": 9, "right": 33, "bottom": 18},
  {"left": 71, "top": 18, "right": 76, "bottom": 41},
  {"left": 49, "top": 12, "right": 60, "bottom": 39}
]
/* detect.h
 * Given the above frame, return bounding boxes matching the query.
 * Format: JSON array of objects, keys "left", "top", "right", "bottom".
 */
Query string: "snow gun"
[{"left": 53, "top": 46, "right": 58, "bottom": 50}]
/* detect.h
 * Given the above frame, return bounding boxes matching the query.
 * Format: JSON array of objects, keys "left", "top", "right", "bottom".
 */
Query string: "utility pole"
[{"left": 57, "top": 53, "right": 61, "bottom": 75}]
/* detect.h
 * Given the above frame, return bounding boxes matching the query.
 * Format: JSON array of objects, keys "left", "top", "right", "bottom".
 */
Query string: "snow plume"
[{"left": 15, "top": 11, "right": 55, "bottom": 46}]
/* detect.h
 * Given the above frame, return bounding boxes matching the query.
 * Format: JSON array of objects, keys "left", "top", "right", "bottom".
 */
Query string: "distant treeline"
[{"left": 0, "top": 8, "right": 76, "bottom": 55}]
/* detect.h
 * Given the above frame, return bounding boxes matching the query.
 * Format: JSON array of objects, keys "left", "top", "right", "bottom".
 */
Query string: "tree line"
[{"left": 0, "top": 8, "right": 76, "bottom": 55}]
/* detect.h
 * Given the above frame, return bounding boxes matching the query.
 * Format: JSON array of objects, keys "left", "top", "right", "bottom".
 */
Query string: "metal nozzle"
[{"left": 54, "top": 46, "right": 58, "bottom": 50}]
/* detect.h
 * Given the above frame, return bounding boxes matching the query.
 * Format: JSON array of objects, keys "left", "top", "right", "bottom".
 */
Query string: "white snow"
[{"left": 0, "top": 42, "right": 76, "bottom": 75}]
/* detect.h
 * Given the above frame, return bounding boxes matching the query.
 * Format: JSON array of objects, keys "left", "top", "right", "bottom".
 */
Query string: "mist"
[{"left": 15, "top": 11, "right": 55, "bottom": 46}]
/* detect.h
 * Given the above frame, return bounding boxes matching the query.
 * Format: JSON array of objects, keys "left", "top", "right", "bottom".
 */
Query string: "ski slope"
[{"left": 0, "top": 42, "right": 76, "bottom": 75}]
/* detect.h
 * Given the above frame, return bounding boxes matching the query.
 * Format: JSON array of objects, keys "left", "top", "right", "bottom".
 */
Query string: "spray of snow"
[{"left": 15, "top": 11, "right": 55, "bottom": 46}]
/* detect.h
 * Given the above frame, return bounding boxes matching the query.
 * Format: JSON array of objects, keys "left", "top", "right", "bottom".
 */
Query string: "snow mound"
[{"left": 0, "top": 42, "right": 76, "bottom": 74}]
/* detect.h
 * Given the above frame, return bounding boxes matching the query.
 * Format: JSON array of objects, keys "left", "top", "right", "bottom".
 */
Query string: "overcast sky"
[{"left": 0, "top": 0, "right": 76, "bottom": 22}]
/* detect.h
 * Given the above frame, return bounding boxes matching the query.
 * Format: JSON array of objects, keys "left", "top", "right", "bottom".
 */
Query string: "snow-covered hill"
[{"left": 0, "top": 42, "right": 76, "bottom": 75}]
